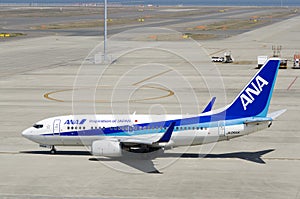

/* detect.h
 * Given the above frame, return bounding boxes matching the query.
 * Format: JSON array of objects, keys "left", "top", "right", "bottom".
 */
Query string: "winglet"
[
  {"left": 202, "top": 97, "right": 216, "bottom": 113},
  {"left": 156, "top": 122, "right": 176, "bottom": 143}
]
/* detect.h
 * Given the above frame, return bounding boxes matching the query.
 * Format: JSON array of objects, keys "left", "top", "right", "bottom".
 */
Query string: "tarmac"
[{"left": 0, "top": 8, "right": 300, "bottom": 199}]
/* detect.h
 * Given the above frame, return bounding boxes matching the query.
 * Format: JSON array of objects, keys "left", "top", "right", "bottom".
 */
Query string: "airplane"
[{"left": 22, "top": 58, "right": 286, "bottom": 158}]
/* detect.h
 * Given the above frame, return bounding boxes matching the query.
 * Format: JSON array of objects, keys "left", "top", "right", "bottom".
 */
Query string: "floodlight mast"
[{"left": 104, "top": 0, "right": 107, "bottom": 62}]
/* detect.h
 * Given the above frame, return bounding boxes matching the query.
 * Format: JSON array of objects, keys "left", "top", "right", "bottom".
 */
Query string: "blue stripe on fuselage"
[{"left": 42, "top": 116, "right": 268, "bottom": 137}]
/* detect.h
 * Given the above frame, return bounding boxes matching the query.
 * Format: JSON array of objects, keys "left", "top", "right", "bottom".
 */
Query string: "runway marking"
[
  {"left": 129, "top": 85, "right": 174, "bottom": 102},
  {"left": 44, "top": 69, "right": 174, "bottom": 103},
  {"left": 44, "top": 89, "right": 69, "bottom": 102},
  {"left": 287, "top": 76, "right": 298, "bottom": 90},
  {"left": 44, "top": 86, "right": 174, "bottom": 103},
  {"left": 209, "top": 49, "right": 226, "bottom": 56},
  {"left": 0, "top": 151, "right": 19, "bottom": 155},
  {"left": 264, "top": 157, "right": 300, "bottom": 161},
  {"left": 132, "top": 69, "right": 173, "bottom": 86}
]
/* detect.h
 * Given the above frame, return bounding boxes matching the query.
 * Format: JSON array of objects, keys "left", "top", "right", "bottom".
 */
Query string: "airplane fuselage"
[{"left": 22, "top": 114, "right": 270, "bottom": 148}]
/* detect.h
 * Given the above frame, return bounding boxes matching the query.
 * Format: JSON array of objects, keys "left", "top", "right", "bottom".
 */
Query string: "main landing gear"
[{"left": 50, "top": 146, "right": 57, "bottom": 154}]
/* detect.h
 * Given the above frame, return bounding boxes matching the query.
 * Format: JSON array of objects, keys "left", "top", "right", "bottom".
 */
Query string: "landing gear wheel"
[{"left": 50, "top": 146, "right": 56, "bottom": 154}]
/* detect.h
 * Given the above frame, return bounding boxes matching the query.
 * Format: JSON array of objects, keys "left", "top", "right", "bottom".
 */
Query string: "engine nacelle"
[{"left": 92, "top": 140, "right": 122, "bottom": 157}]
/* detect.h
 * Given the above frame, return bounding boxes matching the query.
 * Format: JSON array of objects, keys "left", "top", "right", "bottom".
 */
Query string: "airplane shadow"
[
  {"left": 21, "top": 149, "right": 275, "bottom": 173},
  {"left": 90, "top": 156, "right": 162, "bottom": 174},
  {"left": 90, "top": 149, "right": 275, "bottom": 173},
  {"left": 162, "top": 149, "right": 275, "bottom": 164}
]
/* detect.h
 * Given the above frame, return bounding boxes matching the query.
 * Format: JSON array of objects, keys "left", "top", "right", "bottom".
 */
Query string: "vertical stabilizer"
[{"left": 224, "top": 59, "right": 280, "bottom": 119}]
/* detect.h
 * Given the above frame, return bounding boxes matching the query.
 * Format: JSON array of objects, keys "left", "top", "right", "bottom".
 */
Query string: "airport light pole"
[{"left": 103, "top": 0, "right": 108, "bottom": 62}]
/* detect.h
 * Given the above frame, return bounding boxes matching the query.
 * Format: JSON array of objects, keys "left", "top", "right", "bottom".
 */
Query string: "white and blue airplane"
[{"left": 22, "top": 58, "right": 286, "bottom": 157}]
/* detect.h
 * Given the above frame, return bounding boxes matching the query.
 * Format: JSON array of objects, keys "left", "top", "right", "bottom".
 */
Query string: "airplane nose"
[{"left": 22, "top": 128, "right": 32, "bottom": 138}]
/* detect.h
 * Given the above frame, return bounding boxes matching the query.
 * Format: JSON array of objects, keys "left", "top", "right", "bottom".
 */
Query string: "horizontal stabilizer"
[
  {"left": 267, "top": 109, "right": 287, "bottom": 120},
  {"left": 244, "top": 118, "right": 272, "bottom": 125}
]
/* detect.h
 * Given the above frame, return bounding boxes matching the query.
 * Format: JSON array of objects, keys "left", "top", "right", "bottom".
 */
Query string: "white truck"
[
  {"left": 257, "top": 56, "right": 268, "bottom": 69},
  {"left": 293, "top": 54, "right": 300, "bottom": 69}
]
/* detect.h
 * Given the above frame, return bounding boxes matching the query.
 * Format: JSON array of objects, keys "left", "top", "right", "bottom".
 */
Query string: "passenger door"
[
  {"left": 218, "top": 120, "right": 226, "bottom": 136},
  {"left": 53, "top": 119, "right": 61, "bottom": 136}
]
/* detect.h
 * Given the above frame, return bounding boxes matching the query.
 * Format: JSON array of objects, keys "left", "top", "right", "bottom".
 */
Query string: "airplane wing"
[
  {"left": 202, "top": 97, "right": 216, "bottom": 113},
  {"left": 92, "top": 122, "right": 176, "bottom": 157},
  {"left": 120, "top": 122, "right": 176, "bottom": 147}
]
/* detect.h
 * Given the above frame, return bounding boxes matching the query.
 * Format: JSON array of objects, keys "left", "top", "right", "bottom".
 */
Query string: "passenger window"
[
  {"left": 91, "top": 127, "right": 93, "bottom": 129},
  {"left": 83, "top": 127, "right": 85, "bottom": 130},
  {"left": 71, "top": 127, "right": 74, "bottom": 130},
  {"left": 75, "top": 127, "right": 77, "bottom": 130},
  {"left": 79, "top": 127, "right": 81, "bottom": 130},
  {"left": 67, "top": 127, "right": 70, "bottom": 130}
]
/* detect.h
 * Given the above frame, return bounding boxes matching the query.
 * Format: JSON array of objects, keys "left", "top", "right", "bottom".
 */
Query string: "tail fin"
[{"left": 225, "top": 58, "right": 280, "bottom": 119}]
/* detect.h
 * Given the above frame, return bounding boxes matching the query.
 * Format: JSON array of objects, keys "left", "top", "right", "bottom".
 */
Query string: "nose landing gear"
[{"left": 50, "top": 146, "right": 57, "bottom": 154}]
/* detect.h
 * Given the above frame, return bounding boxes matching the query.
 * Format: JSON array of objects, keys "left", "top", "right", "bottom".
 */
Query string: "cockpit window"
[{"left": 33, "top": 124, "right": 43, "bottom": 129}]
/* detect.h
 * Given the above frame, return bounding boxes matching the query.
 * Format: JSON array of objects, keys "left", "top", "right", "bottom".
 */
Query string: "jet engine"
[{"left": 91, "top": 140, "right": 122, "bottom": 157}]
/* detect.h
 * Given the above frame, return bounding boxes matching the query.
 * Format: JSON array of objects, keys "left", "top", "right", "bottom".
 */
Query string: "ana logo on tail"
[{"left": 240, "top": 75, "right": 269, "bottom": 110}]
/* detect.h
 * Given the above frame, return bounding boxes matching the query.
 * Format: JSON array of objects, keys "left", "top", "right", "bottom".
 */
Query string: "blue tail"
[{"left": 224, "top": 58, "right": 280, "bottom": 119}]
